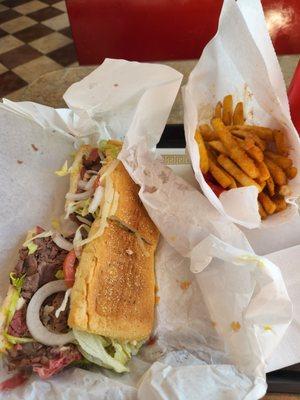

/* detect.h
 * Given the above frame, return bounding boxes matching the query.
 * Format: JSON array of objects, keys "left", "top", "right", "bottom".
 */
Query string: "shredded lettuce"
[
  {"left": 73, "top": 330, "right": 144, "bottom": 373},
  {"left": 4, "top": 287, "right": 19, "bottom": 328},
  {"left": 55, "top": 269, "right": 64, "bottom": 280},
  {"left": 66, "top": 199, "right": 91, "bottom": 218},
  {"left": 23, "top": 230, "right": 52, "bottom": 248},
  {"left": 99, "top": 140, "right": 121, "bottom": 159},
  {"left": 9, "top": 273, "right": 26, "bottom": 294},
  {"left": 27, "top": 242, "right": 38, "bottom": 255},
  {"left": 55, "top": 160, "right": 70, "bottom": 176},
  {"left": 111, "top": 340, "right": 130, "bottom": 365},
  {"left": 4, "top": 333, "right": 34, "bottom": 345}
]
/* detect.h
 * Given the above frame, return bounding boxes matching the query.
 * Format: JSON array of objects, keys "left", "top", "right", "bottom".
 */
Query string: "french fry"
[
  {"left": 199, "top": 124, "right": 218, "bottom": 141},
  {"left": 259, "top": 180, "right": 267, "bottom": 191},
  {"left": 264, "top": 158, "right": 287, "bottom": 186},
  {"left": 214, "top": 101, "right": 222, "bottom": 119},
  {"left": 233, "top": 102, "right": 245, "bottom": 125},
  {"left": 258, "top": 192, "right": 276, "bottom": 215},
  {"left": 195, "top": 129, "right": 209, "bottom": 174},
  {"left": 208, "top": 140, "right": 229, "bottom": 155},
  {"left": 217, "top": 155, "right": 262, "bottom": 192},
  {"left": 266, "top": 176, "right": 275, "bottom": 197},
  {"left": 208, "top": 156, "right": 232, "bottom": 189},
  {"left": 264, "top": 151, "right": 292, "bottom": 170},
  {"left": 222, "top": 168, "right": 237, "bottom": 189},
  {"left": 230, "top": 125, "right": 273, "bottom": 141},
  {"left": 273, "top": 196, "right": 287, "bottom": 212},
  {"left": 222, "top": 95, "right": 233, "bottom": 125},
  {"left": 286, "top": 166, "right": 298, "bottom": 180},
  {"left": 195, "top": 96, "right": 295, "bottom": 219},
  {"left": 244, "top": 136, "right": 255, "bottom": 150},
  {"left": 211, "top": 118, "right": 259, "bottom": 179},
  {"left": 231, "top": 129, "right": 266, "bottom": 151},
  {"left": 211, "top": 118, "right": 236, "bottom": 149},
  {"left": 236, "top": 138, "right": 263, "bottom": 162},
  {"left": 278, "top": 185, "right": 291, "bottom": 196},
  {"left": 256, "top": 161, "right": 270, "bottom": 182},
  {"left": 258, "top": 201, "right": 267, "bottom": 220},
  {"left": 274, "top": 130, "right": 289, "bottom": 156}
]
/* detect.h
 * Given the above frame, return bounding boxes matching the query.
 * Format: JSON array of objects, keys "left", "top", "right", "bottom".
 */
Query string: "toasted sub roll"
[{"left": 68, "top": 145, "right": 159, "bottom": 340}]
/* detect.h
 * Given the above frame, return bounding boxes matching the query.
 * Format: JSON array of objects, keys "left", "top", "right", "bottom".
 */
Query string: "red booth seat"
[{"left": 66, "top": 0, "right": 300, "bottom": 65}]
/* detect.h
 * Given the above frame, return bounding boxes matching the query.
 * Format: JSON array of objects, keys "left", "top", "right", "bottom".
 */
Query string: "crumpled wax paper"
[
  {"left": 0, "top": 59, "right": 291, "bottom": 399},
  {"left": 183, "top": 0, "right": 300, "bottom": 229}
]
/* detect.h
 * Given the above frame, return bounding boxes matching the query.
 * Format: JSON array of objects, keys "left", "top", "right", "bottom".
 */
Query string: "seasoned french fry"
[
  {"left": 222, "top": 95, "right": 233, "bottom": 126},
  {"left": 244, "top": 136, "right": 255, "bottom": 150},
  {"left": 274, "top": 130, "right": 289, "bottom": 156},
  {"left": 264, "top": 158, "right": 287, "bottom": 186},
  {"left": 266, "top": 176, "right": 275, "bottom": 197},
  {"left": 195, "top": 129, "right": 209, "bottom": 174},
  {"left": 208, "top": 156, "right": 232, "bottom": 189},
  {"left": 259, "top": 180, "right": 267, "bottom": 191},
  {"left": 236, "top": 138, "right": 264, "bottom": 162},
  {"left": 273, "top": 196, "right": 287, "bottom": 212},
  {"left": 199, "top": 124, "right": 218, "bottom": 141},
  {"left": 217, "top": 155, "right": 262, "bottom": 192},
  {"left": 231, "top": 129, "right": 266, "bottom": 151},
  {"left": 211, "top": 118, "right": 236, "bottom": 149},
  {"left": 230, "top": 125, "right": 273, "bottom": 141},
  {"left": 233, "top": 102, "right": 245, "bottom": 125},
  {"left": 256, "top": 161, "right": 270, "bottom": 181},
  {"left": 258, "top": 201, "right": 267, "bottom": 219},
  {"left": 211, "top": 118, "right": 259, "bottom": 179},
  {"left": 208, "top": 140, "right": 229, "bottom": 155},
  {"left": 286, "top": 166, "right": 298, "bottom": 180},
  {"left": 214, "top": 101, "right": 222, "bottom": 119},
  {"left": 264, "top": 151, "right": 292, "bottom": 170},
  {"left": 231, "top": 129, "right": 265, "bottom": 150},
  {"left": 222, "top": 169, "right": 237, "bottom": 189},
  {"left": 258, "top": 192, "right": 276, "bottom": 215},
  {"left": 278, "top": 185, "right": 291, "bottom": 196}
]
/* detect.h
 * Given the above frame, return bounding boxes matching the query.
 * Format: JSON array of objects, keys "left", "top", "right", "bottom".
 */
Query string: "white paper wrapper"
[
  {"left": 0, "top": 59, "right": 292, "bottom": 399},
  {"left": 265, "top": 244, "right": 300, "bottom": 372},
  {"left": 183, "top": 0, "right": 300, "bottom": 229}
]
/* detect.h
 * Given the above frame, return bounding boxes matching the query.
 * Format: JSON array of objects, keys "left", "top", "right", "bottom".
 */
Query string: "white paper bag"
[{"left": 183, "top": 0, "right": 300, "bottom": 229}]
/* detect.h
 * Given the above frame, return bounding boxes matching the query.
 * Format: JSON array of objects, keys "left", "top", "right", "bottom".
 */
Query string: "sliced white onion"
[
  {"left": 84, "top": 175, "right": 98, "bottom": 190},
  {"left": 76, "top": 216, "right": 92, "bottom": 226},
  {"left": 23, "top": 230, "right": 53, "bottom": 248},
  {"left": 55, "top": 288, "right": 72, "bottom": 318},
  {"left": 65, "top": 189, "right": 93, "bottom": 201},
  {"left": 86, "top": 170, "right": 99, "bottom": 175},
  {"left": 73, "top": 224, "right": 90, "bottom": 257},
  {"left": 77, "top": 175, "right": 98, "bottom": 191},
  {"left": 100, "top": 159, "right": 119, "bottom": 182},
  {"left": 77, "top": 180, "right": 88, "bottom": 190},
  {"left": 77, "top": 177, "right": 114, "bottom": 247},
  {"left": 88, "top": 186, "right": 104, "bottom": 213},
  {"left": 52, "top": 232, "right": 73, "bottom": 251},
  {"left": 26, "top": 280, "right": 74, "bottom": 346}
]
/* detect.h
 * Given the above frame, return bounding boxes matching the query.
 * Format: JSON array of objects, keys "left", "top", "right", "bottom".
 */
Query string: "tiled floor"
[{"left": 0, "top": 0, "right": 77, "bottom": 98}]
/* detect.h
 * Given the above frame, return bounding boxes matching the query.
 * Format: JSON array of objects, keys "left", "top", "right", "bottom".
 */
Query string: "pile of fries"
[{"left": 195, "top": 95, "right": 297, "bottom": 219}]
